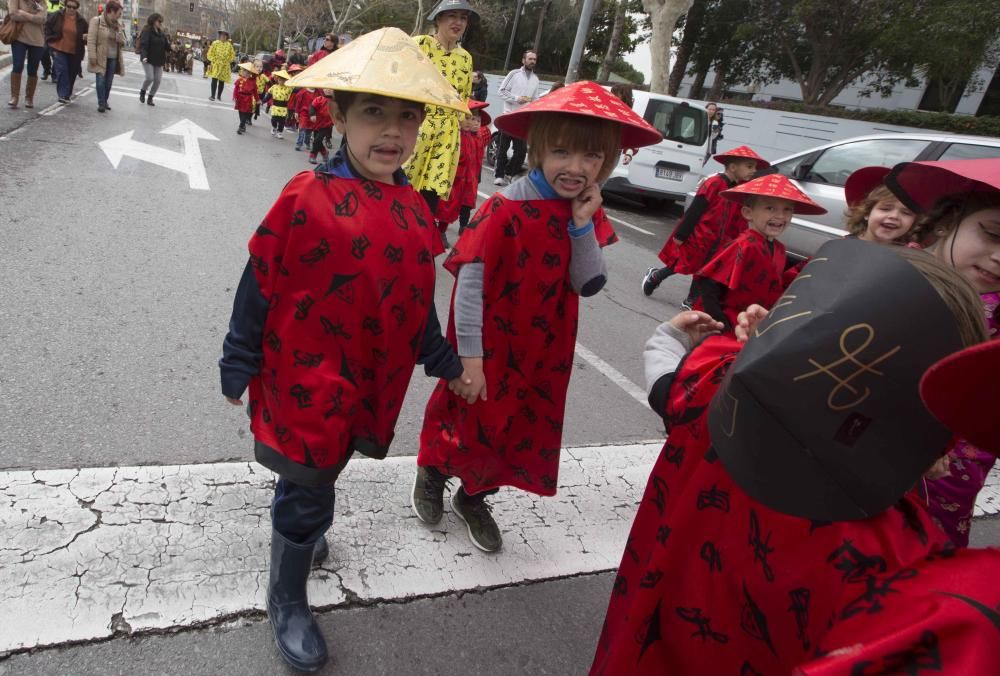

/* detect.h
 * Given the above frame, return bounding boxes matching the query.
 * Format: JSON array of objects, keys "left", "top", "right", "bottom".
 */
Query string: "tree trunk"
[
  {"left": 597, "top": 0, "right": 628, "bottom": 81},
  {"left": 707, "top": 60, "right": 727, "bottom": 100},
  {"left": 643, "top": 0, "right": 695, "bottom": 93},
  {"left": 689, "top": 64, "right": 708, "bottom": 99},
  {"left": 667, "top": 0, "right": 705, "bottom": 95},
  {"left": 532, "top": 0, "right": 551, "bottom": 53}
]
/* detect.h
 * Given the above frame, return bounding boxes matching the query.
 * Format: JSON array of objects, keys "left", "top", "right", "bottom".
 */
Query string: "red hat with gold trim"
[
  {"left": 921, "top": 340, "right": 1000, "bottom": 456},
  {"left": 713, "top": 145, "right": 770, "bottom": 170},
  {"left": 844, "top": 166, "right": 891, "bottom": 207},
  {"left": 720, "top": 173, "right": 828, "bottom": 215},
  {"left": 468, "top": 99, "right": 491, "bottom": 126},
  {"left": 493, "top": 80, "right": 663, "bottom": 149}
]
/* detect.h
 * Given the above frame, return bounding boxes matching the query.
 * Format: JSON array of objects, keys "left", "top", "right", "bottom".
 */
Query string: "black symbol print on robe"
[
  {"left": 624, "top": 535, "right": 640, "bottom": 565},
  {"left": 494, "top": 315, "right": 517, "bottom": 335},
  {"left": 274, "top": 255, "right": 289, "bottom": 276},
  {"left": 827, "top": 540, "right": 887, "bottom": 583},
  {"left": 265, "top": 330, "right": 282, "bottom": 352},
  {"left": 840, "top": 568, "right": 919, "bottom": 619},
  {"left": 546, "top": 215, "right": 565, "bottom": 240},
  {"left": 416, "top": 247, "right": 432, "bottom": 265},
  {"left": 517, "top": 248, "right": 530, "bottom": 269},
  {"left": 275, "top": 425, "right": 292, "bottom": 444},
  {"left": 301, "top": 439, "right": 317, "bottom": 467},
  {"left": 663, "top": 443, "right": 684, "bottom": 468},
  {"left": 362, "top": 316, "right": 383, "bottom": 336},
  {"left": 323, "top": 386, "right": 345, "bottom": 419},
  {"left": 339, "top": 349, "right": 357, "bottom": 387},
  {"left": 377, "top": 276, "right": 397, "bottom": 306},
  {"left": 351, "top": 234, "right": 371, "bottom": 260},
  {"left": 538, "top": 279, "right": 560, "bottom": 303},
  {"left": 542, "top": 252, "right": 561, "bottom": 269},
  {"left": 294, "top": 294, "right": 315, "bottom": 320},
  {"left": 675, "top": 607, "right": 729, "bottom": 644},
  {"left": 290, "top": 209, "right": 307, "bottom": 227},
  {"left": 896, "top": 500, "right": 929, "bottom": 546},
  {"left": 495, "top": 375, "right": 511, "bottom": 401},
  {"left": 740, "top": 661, "right": 763, "bottom": 676},
  {"left": 250, "top": 253, "right": 269, "bottom": 275},
  {"left": 696, "top": 484, "right": 730, "bottom": 512},
  {"left": 359, "top": 179, "right": 383, "bottom": 201},
  {"left": 655, "top": 524, "right": 672, "bottom": 546},
  {"left": 289, "top": 384, "right": 313, "bottom": 409},
  {"left": 639, "top": 569, "right": 664, "bottom": 589},
  {"left": 300, "top": 238, "right": 330, "bottom": 266},
  {"left": 701, "top": 541, "right": 722, "bottom": 572},
  {"left": 853, "top": 629, "right": 941, "bottom": 674},
  {"left": 325, "top": 271, "right": 361, "bottom": 302},
  {"left": 320, "top": 316, "right": 352, "bottom": 339},
  {"left": 503, "top": 214, "right": 521, "bottom": 237},
  {"left": 520, "top": 201, "right": 541, "bottom": 219},
  {"left": 788, "top": 588, "right": 811, "bottom": 650},
  {"left": 539, "top": 447, "right": 560, "bottom": 460},
  {"left": 612, "top": 574, "right": 627, "bottom": 597},
  {"left": 647, "top": 475, "right": 669, "bottom": 516},
  {"left": 637, "top": 599, "right": 664, "bottom": 661},
  {"left": 256, "top": 222, "right": 278, "bottom": 238},
  {"left": 741, "top": 582, "right": 777, "bottom": 656},
  {"left": 748, "top": 509, "right": 775, "bottom": 582},
  {"left": 292, "top": 350, "right": 323, "bottom": 368},
  {"left": 384, "top": 243, "right": 404, "bottom": 264},
  {"left": 498, "top": 278, "right": 522, "bottom": 304},
  {"left": 391, "top": 304, "right": 407, "bottom": 328},
  {"left": 334, "top": 191, "right": 359, "bottom": 217},
  {"left": 390, "top": 200, "right": 410, "bottom": 229}
]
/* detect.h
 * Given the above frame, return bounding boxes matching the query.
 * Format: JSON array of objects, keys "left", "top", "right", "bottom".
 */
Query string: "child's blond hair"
[{"left": 526, "top": 113, "right": 622, "bottom": 184}]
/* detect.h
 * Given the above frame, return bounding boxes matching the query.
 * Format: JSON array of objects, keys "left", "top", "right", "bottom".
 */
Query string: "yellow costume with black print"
[
  {"left": 268, "top": 84, "right": 293, "bottom": 118},
  {"left": 403, "top": 35, "right": 472, "bottom": 200}
]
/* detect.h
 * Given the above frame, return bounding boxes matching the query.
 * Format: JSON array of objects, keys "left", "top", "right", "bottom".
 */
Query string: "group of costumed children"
[{"left": 219, "top": 24, "right": 1000, "bottom": 676}]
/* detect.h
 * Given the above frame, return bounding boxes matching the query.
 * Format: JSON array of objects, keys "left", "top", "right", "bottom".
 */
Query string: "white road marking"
[
  {"left": 0, "top": 443, "right": 661, "bottom": 654},
  {"left": 98, "top": 119, "right": 218, "bottom": 190},
  {"left": 112, "top": 84, "right": 236, "bottom": 110},
  {"left": 39, "top": 85, "right": 94, "bottom": 116},
  {"left": 575, "top": 342, "right": 648, "bottom": 406},
  {"left": 975, "top": 465, "right": 1000, "bottom": 517},
  {"left": 474, "top": 190, "right": 656, "bottom": 236}
]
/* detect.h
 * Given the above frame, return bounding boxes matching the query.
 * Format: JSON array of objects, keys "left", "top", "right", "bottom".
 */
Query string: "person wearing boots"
[
  {"left": 219, "top": 27, "right": 474, "bottom": 671},
  {"left": 86, "top": 0, "right": 125, "bottom": 113},
  {"left": 138, "top": 13, "right": 169, "bottom": 106},
  {"left": 206, "top": 29, "right": 235, "bottom": 101},
  {"left": 42, "top": 0, "right": 86, "bottom": 105},
  {"left": 7, "top": 0, "right": 47, "bottom": 109}
]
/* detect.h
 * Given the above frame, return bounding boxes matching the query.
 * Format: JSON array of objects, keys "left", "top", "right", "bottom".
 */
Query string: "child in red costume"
[
  {"left": 411, "top": 81, "right": 663, "bottom": 552},
  {"left": 307, "top": 89, "right": 334, "bottom": 164},
  {"left": 433, "top": 100, "right": 491, "bottom": 247},
  {"left": 591, "top": 238, "right": 989, "bottom": 675},
  {"left": 642, "top": 145, "right": 769, "bottom": 301},
  {"left": 219, "top": 27, "right": 475, "bottom": 672},
  {"left": 290, "top": 85, "right": 314, "bottom": 152},
  {"left": 693, "top": 173, "right": 827, "bottom": 331},
  {"left": 232, "top": 62, "right": 260, "bottom": 135}
]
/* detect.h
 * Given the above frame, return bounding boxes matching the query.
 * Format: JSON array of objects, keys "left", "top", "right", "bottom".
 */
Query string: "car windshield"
[{"left": 643, "top": 100, "right": 707, "bottom": 146}]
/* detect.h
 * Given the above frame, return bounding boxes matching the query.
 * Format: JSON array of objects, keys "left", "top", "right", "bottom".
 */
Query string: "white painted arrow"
[{"left": 98, "top": 119, "right": 219, "bottom": 190}]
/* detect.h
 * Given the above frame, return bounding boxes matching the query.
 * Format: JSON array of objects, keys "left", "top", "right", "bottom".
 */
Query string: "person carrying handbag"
[
  {"left": 86, "top": 0, "right": 125, "bottom": 113},
  {"left": 6, "top": 0, "right": 46, "bottom": 108},
  {"left": 43, "top": 0, "right": 87, "bottom": 104}
]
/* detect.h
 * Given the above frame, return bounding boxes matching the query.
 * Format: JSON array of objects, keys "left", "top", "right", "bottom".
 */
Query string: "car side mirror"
[{"left": 790, "top": 164, "right": 810, "bottom": 180}]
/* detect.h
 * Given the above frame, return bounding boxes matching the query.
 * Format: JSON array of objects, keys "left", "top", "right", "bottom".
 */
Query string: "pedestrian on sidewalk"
[
  {"left": 231, "top": 62, "right": 258, "bottom": 135},
  {"left": 137, "top": 12, "right": 169, "bottom": 106},
  {"left": 219, "top": 27, "right": 474, "bottom": 672},
  {"left": 41, "top": 0, "right": 85, "bottom": 105},
  {"left": 411, "top": 82, "right": 662, "bottom": 553},
  {"left": 261, "top": 69, "right": 292, "bottom": 139},
  {"left": 642, "top": 145, "right": 768, "bottom": 301},
  {"left": 403, "top": 0, "right": 477, "bottom": 215},
  {"left": 86, "top": 0, "right": 125, "bottom": 113},
  {"left": 7, "top": 0, "right": 47, "bottom": 108},
  {"left": 492, "top": 49, "right": 539, "bottom": 186},
  {"left": 206, "top": 28, "right": 234, "bottom": 101},
  {"left": 591, "top": 239, "right": 988, "bottom": 674}
]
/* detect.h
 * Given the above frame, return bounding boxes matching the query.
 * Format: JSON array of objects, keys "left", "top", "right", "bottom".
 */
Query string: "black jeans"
[
  {"left": 311, "top": 126, "right": 333, "bottom": 155},
  {"left": 210, "top": 78, "right": 225, "bottom": 98},
  {"left": 271, "top": 477, "right": 335, "bottom": 545},
  {"left": 238, "top": 111, "right": 252, "bottom": 129},
  {"left": 494, "top": 132, "right": 526, "bottom": 180},
  {"left": 271, "top": 115, "right": 286, "bottom": 132}
]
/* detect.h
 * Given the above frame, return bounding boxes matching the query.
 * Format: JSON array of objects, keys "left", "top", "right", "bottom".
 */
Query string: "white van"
[{"left": 602, "top": 90, "right": 711, "bottom": 205}]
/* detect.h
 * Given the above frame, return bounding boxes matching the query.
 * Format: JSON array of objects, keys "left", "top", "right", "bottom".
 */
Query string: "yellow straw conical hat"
[
  {"left": 285, "top": 27, "right": 469, "bottom": 115},
  {"left": 237, "top": 62, "right": 259, "bottom": 75}
]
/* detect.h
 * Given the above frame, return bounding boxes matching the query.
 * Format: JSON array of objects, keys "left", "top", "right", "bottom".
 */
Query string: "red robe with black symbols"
[
  {"left": 418, "top": 194, "right": 617, "bottom": 496},
  {"left": 434, "top": 127, "right": 487, "bottom": 226},
  {"left": 694, "top": 229, "right": 787, "bottom": 329},
  {"left": 657, "top": 173, "right": 746, "bottom": 275},
  {"left": 232, "top": 75, "right": 259, "bottom": 114},
  {"left": 796, "top": 547, "right": 1000, "bottom": 675},
  {"left": 247, "top": 170, "right": 442, "bottom": 469},
  {"left": 590, "top": 335, "right": 950, "bottom": 676}
]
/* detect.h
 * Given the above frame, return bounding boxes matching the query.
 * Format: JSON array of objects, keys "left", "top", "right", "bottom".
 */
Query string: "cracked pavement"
[{"left": 0, "top": 442, "right": 661, "bottom": 656}]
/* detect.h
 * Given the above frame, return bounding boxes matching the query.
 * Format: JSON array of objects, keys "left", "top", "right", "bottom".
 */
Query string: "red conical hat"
[
  {"left": 885, "top": 159, "right": 1000, "bottom": 212},
  {"left": 921, "top": 340, "right": 1000, "bottom": 456},
  {"left": 720, "top": 173, "right": 827, "bottom": 215},
  {"left": 468, "top": 99, "right": 490, "bottom": 126},
  {"left": 713, "top": 145, "right": 770, "bottom": 169},
  {"left": 844, "top": 166, "right": 891, "bottom": 207},
  {"left": 493, "top": 80, "right": 662, "bottom": 149}
]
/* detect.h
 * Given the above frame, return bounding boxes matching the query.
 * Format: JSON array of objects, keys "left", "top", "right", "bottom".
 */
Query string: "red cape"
[
  {"left": 658, "top": 174, "right": 746, "bottom": 275},
  {"left": 247, "top": 170, "right": 440, "bottom": 468},
  {"left": 591, "top": 335, "right": 949, "bottom": 675},
  {"left": 418, "top": 193, "right": 617, "bottom": 496}
]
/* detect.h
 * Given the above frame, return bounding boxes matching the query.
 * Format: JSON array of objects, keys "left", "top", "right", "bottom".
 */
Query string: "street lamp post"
[
  {"left": 565, "top": 0, "right": 597, "bottom": 84},
  {"left": 503, "top": 0, "right": 526, "bottom": 72}
]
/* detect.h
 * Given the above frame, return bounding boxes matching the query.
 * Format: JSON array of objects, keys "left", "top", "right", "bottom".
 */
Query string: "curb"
[{"left": 0, "top": 52, "right": 11, "bottom": 71}]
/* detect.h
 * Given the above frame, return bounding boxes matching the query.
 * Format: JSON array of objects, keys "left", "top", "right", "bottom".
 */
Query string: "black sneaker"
[
  {"left": 412, "top": 465, "right": 449, "bottom": 525},
  {"left": 139, "top": 90, "right": 146, "bottom": 103},
  {"left": 452, "top": 487, "right": 502, "bottom": 552},
  {"left": 641, "top": 267, "right": 661, "bottom": 296}
]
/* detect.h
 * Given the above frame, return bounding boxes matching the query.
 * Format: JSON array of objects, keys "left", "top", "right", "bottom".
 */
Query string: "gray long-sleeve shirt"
[{"left": 453, "top": 177, "right": 608, "bottom": 357}]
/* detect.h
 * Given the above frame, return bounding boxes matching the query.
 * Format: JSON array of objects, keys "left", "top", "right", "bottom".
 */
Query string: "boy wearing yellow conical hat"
[
  {"left": 218, "top": 28, "right": 475, "bottom": 671},
  {"left": 262, "top": 69, "right": 293, "bottom": 139}
]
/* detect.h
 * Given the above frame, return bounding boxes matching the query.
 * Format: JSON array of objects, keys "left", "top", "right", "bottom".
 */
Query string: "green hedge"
[{"left": 723, "top": 99, "right": 1000, "bottom": 138}]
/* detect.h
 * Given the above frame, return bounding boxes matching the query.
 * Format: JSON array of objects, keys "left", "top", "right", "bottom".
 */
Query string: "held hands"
[
  {"left": 735, "top": 304, "right": 769, "bottom": 343},
  {"left": 571, "top": 184, "right": 602, "bottom": 229},
  {"left": 668, "top": 310, "right": 724, "bottom": 345},
  {"left": 448, "top": 357, "right": 487, "bottom": 404}
]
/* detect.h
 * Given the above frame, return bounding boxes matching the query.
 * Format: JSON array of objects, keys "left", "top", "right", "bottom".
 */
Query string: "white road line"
[
  {"left": 474, "top": 190, "right": 656, "bottom": 236},
  {"left": 39, "top": 86, "right": 94, "bottom": 116},
  {"left": 111, "top": 86, "right": 234, "bottom": 111},
  {"left": 976, "top": 465, "right": 1000, "bottom": 517},
  {"left": 575, "top": 342, "right": 648, "bottom": 406},
  {"left": 0, "top": 443, "right": 660, "bottom": 654}
]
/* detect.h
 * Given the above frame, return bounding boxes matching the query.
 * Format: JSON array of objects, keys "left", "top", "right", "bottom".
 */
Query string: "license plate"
[{"left": 655, "top": 167, "right": 684, "bottom": 181}]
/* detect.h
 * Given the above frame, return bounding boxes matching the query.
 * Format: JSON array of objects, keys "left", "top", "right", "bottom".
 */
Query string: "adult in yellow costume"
[
  {"left": 206, "top": 28, "right": 235, "bottom": 101},
  {"left": 404, "top": 0, "right": 477, "bottom": 213}
]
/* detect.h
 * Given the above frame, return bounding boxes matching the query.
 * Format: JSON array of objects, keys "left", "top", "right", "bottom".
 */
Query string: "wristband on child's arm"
[{"left": 567, "top": 218, "right": 594, "bottom": 239}]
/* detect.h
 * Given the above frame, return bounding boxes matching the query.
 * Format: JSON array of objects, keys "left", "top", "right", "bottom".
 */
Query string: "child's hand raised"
[
  {"left": 668, "top": 310, "right": 724, "bottom": 345},
  {"left": 571, "top": 183, "right": 603, "bottom": 229},
  {"left": 735, "top": 304, "right": 769, "bottom": 343}
]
